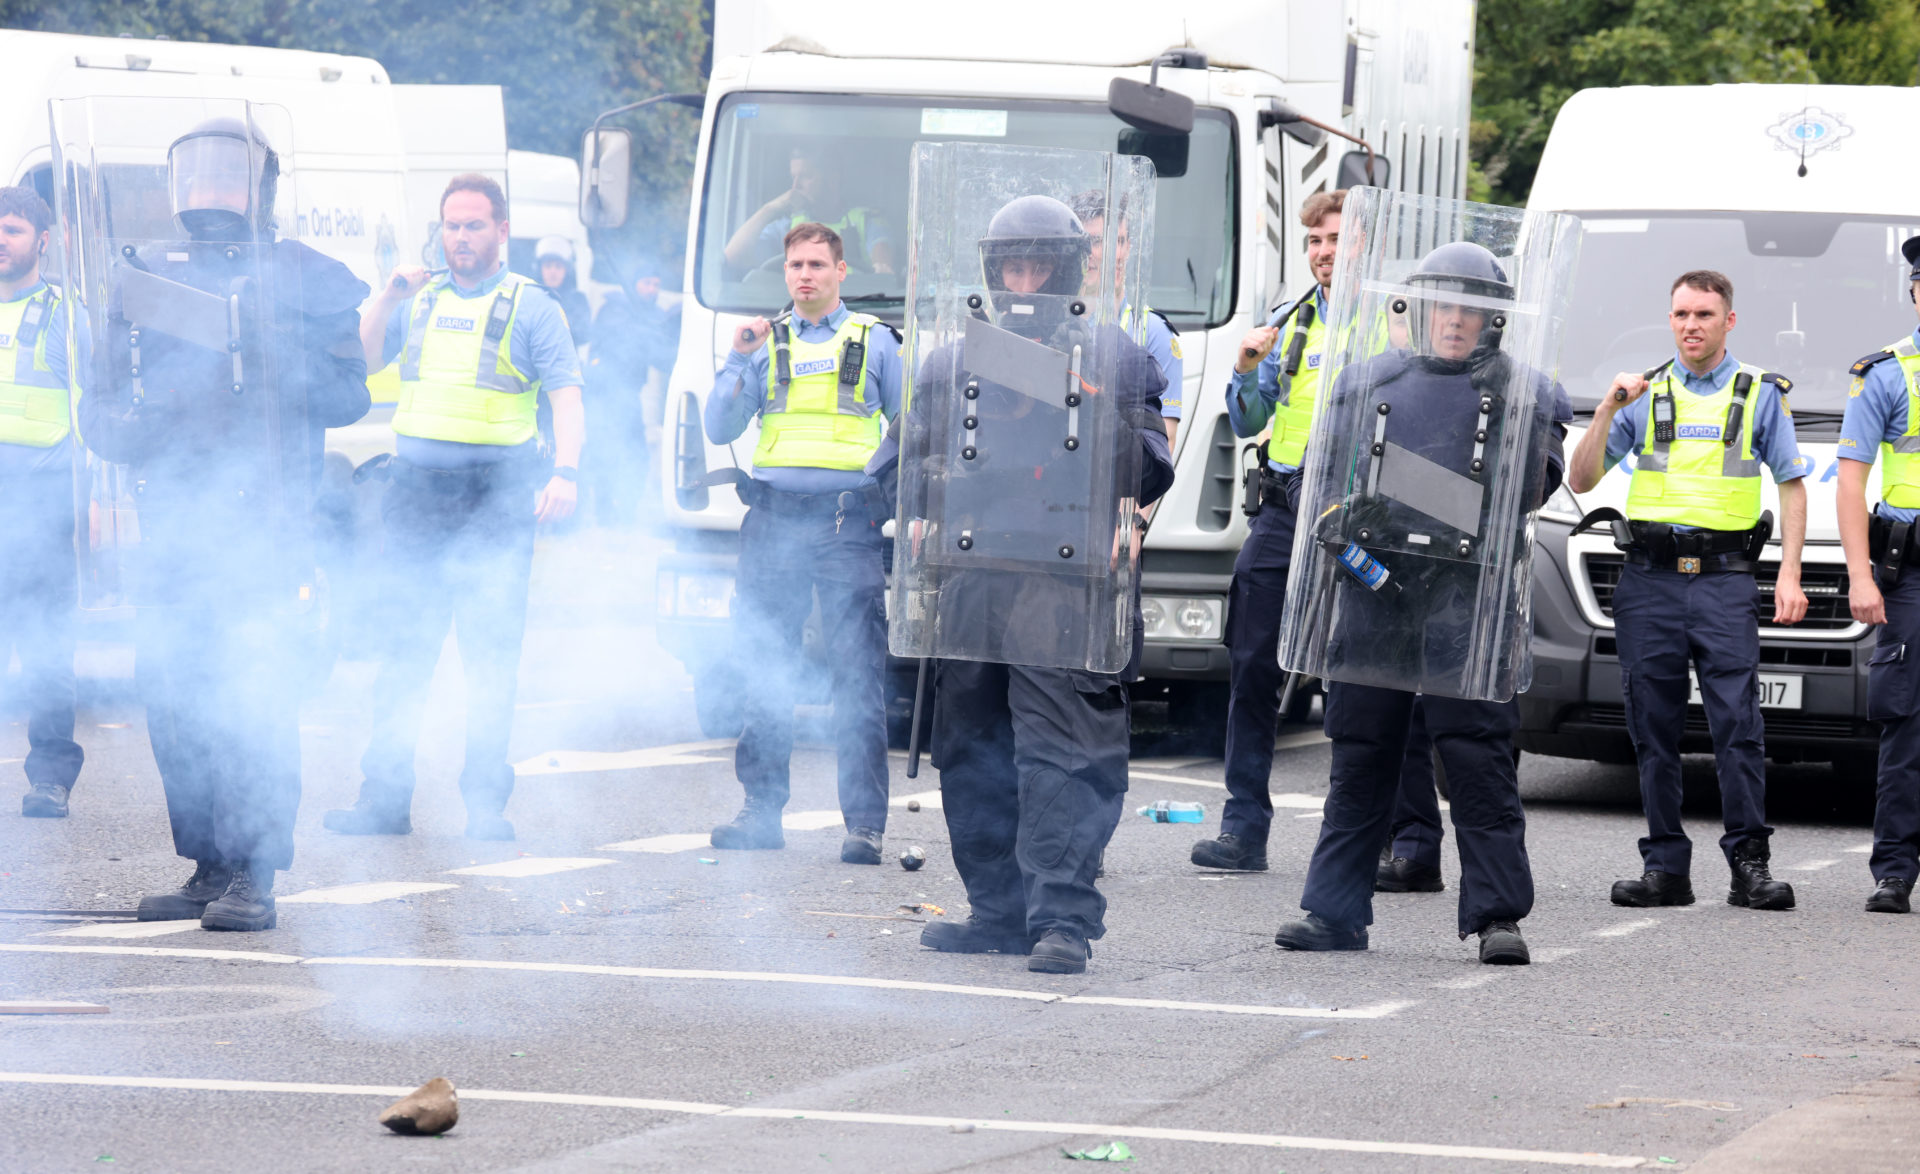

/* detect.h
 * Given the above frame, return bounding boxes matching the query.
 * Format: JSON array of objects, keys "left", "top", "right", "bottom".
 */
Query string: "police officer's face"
[
  {"left": 1000, "top": 257, "right": 1054, "bottom": 294},
  {"left": 1669, "top": 284, "right": 1735, "bottom": 365},
  {"left": 784, "top": 238, "right": 846, "bottom": 312},
  {"left": 1306, "top": 212, "right": 1341, "bottom": 289},
  {"left": 1081, "top": 216, "right": 1130, "bottom": 298},
  {"left": 1428, "top": 302, "right": 1486, "bottom": 361},
  {"left": 540, "top": 259, "right": 568, "bottom": 289},
  {"left": 440, "top": 190, "right": 507, "bottom": 280},
  {"left": 0, "top": 214, "right": 44, "bottom": 283}
]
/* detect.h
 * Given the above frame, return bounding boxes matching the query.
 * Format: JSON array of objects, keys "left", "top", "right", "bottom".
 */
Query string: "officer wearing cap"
[
  {"left": 704, "top": 221, "right": 902, "bottom": 864},
  {"left": 1569, "top": 269, "right": 1809, "bottom": 913},
  {"left": 1835, "top": 234, "right": 1920, "bottom": 915},
  {"left": 1273, "top": 241, "right": 1570, "bottom": 964}
]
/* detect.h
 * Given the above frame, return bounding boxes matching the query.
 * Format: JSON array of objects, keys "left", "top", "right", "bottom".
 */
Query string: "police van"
[
  {"left": 592, "top": 0, "right": 1475, "bottom": 740},
  {"left": 1521, "top": 84, "right": 1919, "bottom": 779}
]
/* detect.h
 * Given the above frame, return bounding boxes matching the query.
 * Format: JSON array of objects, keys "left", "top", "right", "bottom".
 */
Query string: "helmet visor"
[{"left": 170, "top": 134, "right": 254, "bottom": 219}]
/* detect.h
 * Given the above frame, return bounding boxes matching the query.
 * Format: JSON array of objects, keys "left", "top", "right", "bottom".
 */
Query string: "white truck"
[
  {"left": 584, "top": 0, "right": 1475, "bottom": 739},
  {"left": 1521, "top": 84, "right": 1920, "bottom": 780}
]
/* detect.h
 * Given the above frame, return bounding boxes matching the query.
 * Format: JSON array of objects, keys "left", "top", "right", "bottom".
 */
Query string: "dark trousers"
[
  {"left": 1302, "top": 684, "right": 1531, "bottom": 936},
  {"left": 139, "top": 601, "right": 301, "bottom": 871},
  {"left": 1222, "top": 499, "right": 1438, "bottom": 854},
  {"left": 1869, "top": 573, "right": 1920, "bottom": 885},
  {"left": 932, "top": 660, "right": 1129, "bottom": 941},
  {"left": 1613, "top": 563, "right": 1771, "bottom": 875},
  {"left": 732, "top": 492, "right": 889, "bottom": 830},
  {"left": 361, "top": 462, "right": 538, "bottom": 814},
  {"left": 0, "top": 471, "right": 82, "bottom": 792},
  {"left": 1387, "top": 701, "right": 1442, "bottom": 868}
]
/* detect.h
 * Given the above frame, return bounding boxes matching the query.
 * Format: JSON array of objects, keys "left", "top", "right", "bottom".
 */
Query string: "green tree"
[{"left": 1809, "top": 0, "right": 1920, "bottom": 86}]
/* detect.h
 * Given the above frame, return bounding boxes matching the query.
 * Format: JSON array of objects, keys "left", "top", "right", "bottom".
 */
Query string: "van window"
[
  {"left": 1558, "top": 212, "right": 1920, "bottom": 425},
  {"left": 694, "top": 92, "right": 1237, "bottom": 329}
]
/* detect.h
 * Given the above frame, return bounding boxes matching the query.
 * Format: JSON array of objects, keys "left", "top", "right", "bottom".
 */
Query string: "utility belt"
[
  {"left": 355, "top": 451, "right": 545, "bottom": 499},
  {"left": 741, "top": 477, "right": 886, "bottom": 526},
  {"left": 1869, "top": 512, "right": 1920, "bottom": 588},
  {"left": 1573, "top": 507, "right": 1769, "bottom": 575},
  {"left": 1240, "top": 441, "right": 1289, "bottom": 518}
]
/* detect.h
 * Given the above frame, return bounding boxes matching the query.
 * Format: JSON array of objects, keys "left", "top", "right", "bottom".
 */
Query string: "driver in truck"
[{"left": 723, "top": 143, "right": 896, "bottom": 275}]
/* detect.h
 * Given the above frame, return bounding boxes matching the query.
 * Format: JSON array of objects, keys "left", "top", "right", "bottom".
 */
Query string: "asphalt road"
[{"left": 2, "top": 528, "right": 1916, "bottom": 1173}]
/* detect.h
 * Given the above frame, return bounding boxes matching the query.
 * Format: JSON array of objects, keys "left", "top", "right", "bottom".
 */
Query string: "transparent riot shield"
[
  {"left": 51, "top": 96, "right": 305, "bottom": 610},
  {"left": 1278, "top": 188, "right": 1582, "bottom": 701},
  {"left": 889, "top": 142, "right": 1156, "bottom": 673}
]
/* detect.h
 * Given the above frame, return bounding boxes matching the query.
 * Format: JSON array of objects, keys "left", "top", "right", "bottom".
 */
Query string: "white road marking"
[
  {"left": 1844, "top": 843, "right": 1874, "bottom": 854},
  {"left": 781, "top": 810, "right": 845, "bottom": 832},
  {"left": 0, "top": 944, "right": 1412, "bottom": 1020},
  {"left": 1433, "top": 973, "right": 1504, "bottom": 990},
  {"left": 1590, "top": 919, "right": 1660, "bottom": 938},
  {"left": 890, "top": 789, "right": 942, "bottom": 810},
  {"left": 279, "top": 882, "right": 458, "bottom": 905},
  {"left": 43, "top": 920, "right": 201, "bottom": 939},
  {"left": 1783, "top": 859, "right": 1840, "bottom": 872},
  {"left": 1273, "top": 730, "right": 1331, "bottom": 751},
  {"left": 445, "top": 858, "right": 614, "bottom": 879},
  {"left": 1531, "top": 947, "right": 1582, "bottom": 963},
  {"left": 1131, "top": 757, "right": 1222, "bottom": 770},
  {"left": 1130, "top": 770, "right": 1225, "bottom": 789},
  {"left": 0, "top": 1071, "right": 1651, "bottom": 1166},
  {"left": 1295, "top": 812, "right": 1324, "bottom": 820},
  {"left": 599, "top": 833, "right": 713, "bottom": 854},
  {"left": 512, "top": 740, "right": 734, "bottom": 777},
  {"left": 1274, "top": 793, "right": 1326, "bottom": 809}
]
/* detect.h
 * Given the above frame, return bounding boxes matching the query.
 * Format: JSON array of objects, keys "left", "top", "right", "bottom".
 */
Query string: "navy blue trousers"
[
  {"left": 1301, "top": 684, "right": 1531, "bottom": 936},
  {"left": 1387, "top": 702, "right": 1442, "bottom": 868},
  {"left": 1612, "top": 562, "right": 1771, "bottom": 875},
  {"left": 932, "top": 660, "right": 1129, "bottom": 942},
  {"left": 1869, "top": 573, "right": 1920, "bottom": 885},
  {"left": 732, "top": 492, "right": 889, "bottom": 830},
  {"left": 0, "top": 471, "right": 82, "bottom": 793}
]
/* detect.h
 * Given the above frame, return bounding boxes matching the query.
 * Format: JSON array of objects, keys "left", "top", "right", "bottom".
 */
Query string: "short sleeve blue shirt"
[
  {"left": 1603, "top": 351, "right": 1810, "bottom": 490},
  {"left": 1837, "top": 328, "right": 1920, "bottom": 522},
  {"left": 1138, "top": 309, "right": 1184, "bottom": 420}
]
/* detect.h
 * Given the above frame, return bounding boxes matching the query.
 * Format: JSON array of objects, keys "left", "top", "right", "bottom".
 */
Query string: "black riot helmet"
[
  {"left": 168, "top": 117, "right": 279, "bottom": 242},
  {"left": 977, "top": 195, "right": 1090, "bottom": 334},
  {"left": 1400, "top": 241, "right": 1513, "bottom": 368}
]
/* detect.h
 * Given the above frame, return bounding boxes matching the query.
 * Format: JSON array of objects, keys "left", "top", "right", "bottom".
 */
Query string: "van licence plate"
[{"left": 1689, "top": 673, "right": 1802, "bottom": 709}]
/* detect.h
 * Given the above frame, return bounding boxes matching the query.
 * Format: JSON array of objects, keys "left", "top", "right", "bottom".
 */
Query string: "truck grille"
[
  {"left": 1585, "top": 554, "right": 1855, "bottom": 631},
  {"left": 1572, "top": 704, "right": 1864, "bottom": 741},
  {"left": 1197, "top": 416, "right": 1236, "bottom": 532}
]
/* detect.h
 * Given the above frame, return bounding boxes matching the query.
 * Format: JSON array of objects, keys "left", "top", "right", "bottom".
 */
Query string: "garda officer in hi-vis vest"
[
  {"left": 704, "top": 221, "right": 903, "bottom": 864},
  {"left": 326, "top": 173, "right": 584, "bottom": 843},
  {"left": 1569, "top": 269, "right": 1810, "bottom": 913},
  {"left": 0, "top": 186, "right": 85, "bottom": 820},
  {"left": 1835, "top": 233, "right": 1920, "bottom": 916},
  {"left": 1195, "top": 189, "right": 1441, "bottom": 888}
]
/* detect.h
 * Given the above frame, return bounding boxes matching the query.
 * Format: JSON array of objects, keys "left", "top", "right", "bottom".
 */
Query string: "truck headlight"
[
  {"left": 1141, "top": 595, "right": 1224, "bottom": 642},
  {"left": 1539, "top": 484, "right": 1582, "bottom": 526},
  {"left": 656, "top": 570, "right": 733, "bottom": 619}
]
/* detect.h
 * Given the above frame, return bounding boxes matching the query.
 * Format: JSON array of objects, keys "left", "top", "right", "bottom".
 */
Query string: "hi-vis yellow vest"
[
  {"left": 1625, "top": 361, "right": 1777, "bottom": 531},
  {"left": 752, "top": 311, "right": 883, "bottom": 470},
  {"left": 1261, "top": 290, "right": 1328, "bottom": 468},
  {"left": 0, "top": 287, "right": 69, "bottom": 448},
  {"left": 392, "top": 272, "right": 540, "bottom": 446},
  {"left": 1856, "top": 336, "right": 1920, "bottom": 509}
]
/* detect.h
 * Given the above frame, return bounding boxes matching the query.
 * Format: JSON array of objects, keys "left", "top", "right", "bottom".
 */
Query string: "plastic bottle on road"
[{"left": 1136, "top": 800, "right": 1205, "bottom": 823}]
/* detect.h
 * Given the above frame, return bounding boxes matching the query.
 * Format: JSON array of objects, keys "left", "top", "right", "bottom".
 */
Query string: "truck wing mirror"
[
  {"left": 1337, "top": 149, "right": 1389, "bottom": 189},
  {"left": 1108, "top": 78, "right": 1194, "bottom": 136},
  {"left": 580, "top": 126, "right": 633, "bottom": 229}
]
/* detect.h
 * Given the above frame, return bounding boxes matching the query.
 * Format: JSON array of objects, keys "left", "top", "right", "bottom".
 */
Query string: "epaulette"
[
  {"left": 1758, "top": 371, "right": 1791, "bottom": 393},
  {"left": 1149, "top": 307, "right": 1178, "bottom": 336},
  {"left": 877, "top": 321, "right": 903, "bottom": 344},
  {"left": 1850, "top": 350, "right": 1898, "bottom": 378}
]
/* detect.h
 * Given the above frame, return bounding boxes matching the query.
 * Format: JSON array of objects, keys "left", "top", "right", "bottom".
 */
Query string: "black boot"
[
  {"left": 1727, "top": 840, "right": 1795, "bottom": 911},
  {"left": 1865, "top": 876, "right": 1912, "bottom": 914},
  {"left": 1190, "top": 833, "right": 1268, "bottom": 871},
  {"left": 200, "top": 866, "right": 277, "bottom": 932},
  {"left": 1376, "top": 856, "right": 1445, "bottom": 893},
  {"left": 1274, "top": 913, "right": 1368, "bottom": 952},
  {"left": 920, "top": 916, "right": 1029, "bottom": 955},
  {"left": 1476, "top": 920, "right": 1530, "bottom": 965},
  {"left": 710, "top": 797, "right": 784, "bottom": 850},
  {"left": 1610, "top": 870, "right": 1695, "bottom": 907},
  {"left": 22, "top": 782, "right": 70, "bottom": 818},
  {"left": 136, "top": 861, "right": 231, "bottom": 921},
  {"left": 323, "top": 794, "right": 411, "bottom": 836},
  {"left": 1027, "top": 930, "right": 1090, "bottom": 975},
  {"left": 840, "top": 826, "right": 882, "bottom": 865}
]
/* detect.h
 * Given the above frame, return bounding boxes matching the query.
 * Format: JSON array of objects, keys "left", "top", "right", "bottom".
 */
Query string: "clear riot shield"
[
  {"left": 889, "top": 142, "right": 1156, "bottom": 673},
  {"left": 50, "top": 96, "right": 304, "bottom": 610},
  {"left": 1278, "top": 188, "right": 1582, "bottom": 701}
]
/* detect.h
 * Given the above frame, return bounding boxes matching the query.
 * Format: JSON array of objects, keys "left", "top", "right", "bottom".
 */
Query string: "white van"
[
  {"left": 1522, "top": 84, "right": 1920, "bottom": 777},
  {"left": 587, "top": 0, "right": 1476, "bottom": 739}
]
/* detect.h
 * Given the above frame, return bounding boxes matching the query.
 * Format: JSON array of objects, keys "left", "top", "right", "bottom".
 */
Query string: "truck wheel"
[{"left": 693, "top": 663, "right": 745, "bottom": 740}]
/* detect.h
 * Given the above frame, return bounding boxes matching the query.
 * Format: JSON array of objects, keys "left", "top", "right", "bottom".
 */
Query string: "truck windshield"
[
  {"left": 1559, "top": 213, "right": 1920, "bottom": 426},
  {"left": 695, "top": 92, "right": 1235, "bottom": 328}
]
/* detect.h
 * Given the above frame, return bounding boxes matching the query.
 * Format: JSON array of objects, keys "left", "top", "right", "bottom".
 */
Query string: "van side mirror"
[
  {"left": 1117, "top": 128, "right": 1187, "bottom": 179},
  {"left": 580, "top": 127, "right": 633, "bottom": 229},
  {"left": 1338, "top": 149, "right": 1389, "bottom": 189}
]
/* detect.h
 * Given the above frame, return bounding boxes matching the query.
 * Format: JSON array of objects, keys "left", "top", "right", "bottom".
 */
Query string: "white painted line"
[
  {"left": 781, "top": 810, "right": 844, "bottom": 832},
  {"left": 1131, "top": 757, "right": 1222, "bottom": 770},
  {"left": 1844, "top": 844, "right": 1874, "bottom": 854},
  {"left": 1130, "top": 770, "right": 1225, "bottom": 789},
  {"left": 599, "top": 833, "right": 713, "bottom": 854},
  {"left": 889, "top": 789, "right": 942, "bottom": 810},
  {"left": 1590, "top": 919, "right": 1659, "bottom": 939},
  {"left": 446, "top": 857, "right": 614, "bottom": 879},
  {"left": 0, "top": 1071, "right": 1651, "bottom": 1167},
  {"left": 513, "top": 742, "right": 730, "bottom": 777},
  {"left": 1531, "top": 947, "right": 1582, "bottom": 963},
  {"left": 1274, "top": 792, "right": 1326, "bottom": 809},
  {"left": 1433, "top": 973, "right": 1504, "bottom": 990},
  {"left": 1295, "top": 812, "right": 1324, "bottom": 820},
  {"left": 1273, "top": 730, "right": 1331, "bottom": 751},
  {"left": 1783, "top": 859, "right": 1840, "bottom": 872},
  {"left": 43, "top": 920, "right": 201, "bottom": 939},
  {"left": 280, "top": 882, "right": 458, "bottom": 905},
  {"left": 0, "top": 944, "right": 1411, "bottom": 1020}
]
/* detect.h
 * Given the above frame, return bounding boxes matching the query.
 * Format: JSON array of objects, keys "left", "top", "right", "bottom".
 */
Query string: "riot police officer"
[
  {"left": 703, "top": 221, "right": 902, "bottom": 864},
  {"left": 1273, "top": 239, "right": 1572, "bottom": 964},
  {"left": 1836, "top": 234, "right": 1920, "bottom": 915},
  {"left": 69, "top": 112, "right": 371, "bottom": 931},
  {"left": 1569, "top": 270, "right": 1808, "bottom": 913}
]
